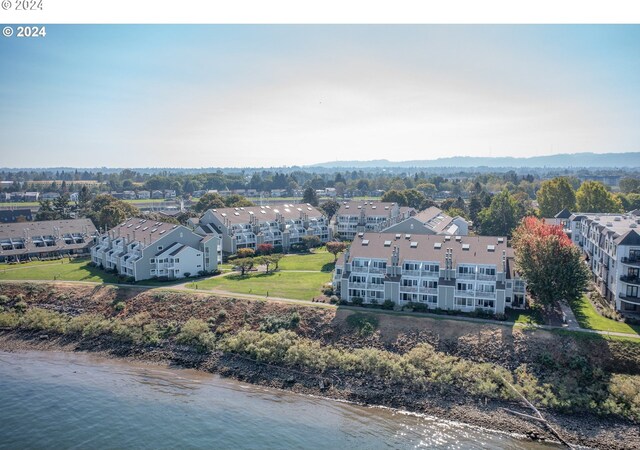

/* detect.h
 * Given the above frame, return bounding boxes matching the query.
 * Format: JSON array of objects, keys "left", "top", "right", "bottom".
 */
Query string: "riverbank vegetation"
[{"left": 1, "top": 282, "right": 639, "bottom": 426}]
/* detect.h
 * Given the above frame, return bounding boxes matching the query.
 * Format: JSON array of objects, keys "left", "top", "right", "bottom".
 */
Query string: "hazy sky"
[{"left": 1, "top": 25, "right": 639, "bottom": 168}]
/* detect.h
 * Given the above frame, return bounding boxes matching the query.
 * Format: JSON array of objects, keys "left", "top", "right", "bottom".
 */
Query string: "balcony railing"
[
  {"left": 477, "top": 274, "right": 497, "bottom": 281},
  {"left": 349, "top": 281, "right": 368, "bottom": 289},
  {"left": 400, "top": 285, "right": 419, "bottom": 292},
  {"left": 620, "top": 275, "right": 640, "bottom": 286},
  {"left": 368, "top": 267, "right": 386, "bottom": 274},
  {"left": 619, "top": 294, "right": 640, "bottom": 305},
  {"left": 367, "top": 283, "right": 384, "bottom": 290},
  {"left": 621, "top": 257, "right": 640, "bottom": 266},
  {"left": 456, "top": 273, "right": 476, "bottom": 280},
  {"left": 474, "top": 290, "right": 496, "bottom": 298}
]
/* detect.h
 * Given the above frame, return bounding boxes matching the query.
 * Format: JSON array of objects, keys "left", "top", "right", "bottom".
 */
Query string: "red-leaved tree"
[{"left": 512, "top": 217, "right": 589, "bottom": 306}]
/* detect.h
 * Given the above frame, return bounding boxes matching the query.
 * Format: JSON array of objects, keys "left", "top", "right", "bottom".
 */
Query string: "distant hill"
[{"left": 308, "top": 152, "right": 640, "bottom": 169}]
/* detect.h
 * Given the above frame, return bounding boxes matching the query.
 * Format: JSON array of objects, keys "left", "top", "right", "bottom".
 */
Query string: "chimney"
[{"left": 502, "top": 250, "right": 506, "bottom": 273}]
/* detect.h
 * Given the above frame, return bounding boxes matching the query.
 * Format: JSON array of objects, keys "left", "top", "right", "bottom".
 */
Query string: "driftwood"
[{"left": 500, "top": 377, "right": 575, "bottom": 449}]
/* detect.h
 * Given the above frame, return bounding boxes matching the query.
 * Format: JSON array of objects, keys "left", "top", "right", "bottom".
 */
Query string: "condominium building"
[
  {"left": 333, "top": 232, "right": 526, "bottom": 314},
  {"left": 0, "top": 218, "right": 97, "bottom": 262},
  {"left": 334, "top": 200, "right": 414, "bottom": 240},
  {"left": 194, "top": 204, "right": 331, "bottom": 255},
  {"left": 567, "top": 211, "right": 640, "bottom": 314},
  {"left": 91, "top": 217, "right": 221, "bottom": 281},
  {"left": 382, "top": 206, "right": 469, "bottom": 236}
]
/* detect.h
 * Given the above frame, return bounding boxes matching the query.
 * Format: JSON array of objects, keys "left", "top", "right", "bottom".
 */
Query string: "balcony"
[
  {"left": 349, "top": 281, "right": 368, "bottom": 289},
  {"left": 402, "top": 269, "right": 422, "bottom": 277},
  {"left": 400, "top": 285, "right": 419, "bottom": 292},
  {"left": 367, "top": 283, "right": 384, "bottom": 290},
  {"left": 619, "top": 294, "right": 640, "bottom": 306},
  {"left": 621, "top": 257, "right": 640, "bottom": 267},
  {"left": 456, "top": 273, "right": 476, "bottom": 280},
  {"left": 368, "top": 267, "right": 386, "bottom": 274},
  {"left": 421, "top": 271, "right": 440, "bottom": 278},
  {"left": 474, "top": 290, "right": 496, "bottom": 298},
  {"left": 418, "top": 287, "right": 438, "bottom": 295},
  {"left": 620, "top": 275, "right": 640, "bottom": 286},
  {"left": 477, "top": 274, "right": 497, "bottom": 281}
]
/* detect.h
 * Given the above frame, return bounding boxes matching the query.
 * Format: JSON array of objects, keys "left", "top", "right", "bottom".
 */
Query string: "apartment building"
[
  {"left": 382, "top": 206, "right": 469, "bottom": 236},
  {"left": 334, "top": 200, "right": 414, "bottom": 240},
  {"left": 0, "top": 218, "right": 97, "bottom": 262},
  {"left": 195, "top": 204, "right": 331, "bottom": 255},
  {"left": 567, "top": 211, "right": 640, "bottom": 314},
  {"left": 333, "top": 232, "right": 525, "bottom": 314},
  {"left": 91, "top": 217, "right": 221, "bottom": 281}
]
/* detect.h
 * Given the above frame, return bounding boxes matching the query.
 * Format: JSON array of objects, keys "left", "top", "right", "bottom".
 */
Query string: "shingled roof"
[{"left": 346, "top": 232, "right": 512, "bottom": 267}]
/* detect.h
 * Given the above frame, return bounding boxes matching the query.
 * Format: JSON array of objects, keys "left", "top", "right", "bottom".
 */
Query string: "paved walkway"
[{"left": 559, "top": 300, "right": 581, "bottom": 330}]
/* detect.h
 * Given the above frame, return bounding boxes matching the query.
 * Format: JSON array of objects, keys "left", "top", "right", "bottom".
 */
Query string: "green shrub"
[
  {"left": 351, "top": 297, "right": 363, "bottom": 306},
  {"left": 346, "top": 313, "right": 378, "bottom": 336},
  {"left": 20, "top": 308, "right": 67, "bottom": 334},
  {"left": 0, "top": 311, "right": 19, "bottom": 328},
  {"left": 14, "top": 301, "right": 28, "bottom": 314},
  {"left": 176, "top": 318, "right": 215, "bottom": 350},
  {"left": 0, "top": 295, "right": 10, "bottom": 305},
  {"left": 113, "top": 301, "right": 126, "bottom": 312},
  {"left": 381, "top": 300, "right": 395, "bottom": 310},
  {"left": 259, "top": 312, "right": 301, "bottom": 333}
]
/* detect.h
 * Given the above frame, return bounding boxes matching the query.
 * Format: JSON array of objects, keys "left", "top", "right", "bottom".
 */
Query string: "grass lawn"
[
  {"left": 123, "top": 199, "right": 170, "bottom": 204},
  {"left": 185, "top": 271, "right": 331, "bottom": 301},
  {"left": 505, "top": 307, "right": 545, "bottom": 325},
  {"left": 0, "top": 202, "right": 39, "bottom": 207},
  {"left": 0, "top": 259, "right": 119, "bottom": 283},
  {"left": 569, "top": 295, "right": 640, "bottom": 336},
  {"left": 278, "top": 249, "right": 336, "bottom": 272}
]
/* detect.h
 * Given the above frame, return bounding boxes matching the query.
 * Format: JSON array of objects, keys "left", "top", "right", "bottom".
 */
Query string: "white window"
[{"left": 175, "top": 258, "right": 180, "bottom": 263}]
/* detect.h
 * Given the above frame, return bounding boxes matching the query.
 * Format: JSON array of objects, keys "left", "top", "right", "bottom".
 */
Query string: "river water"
[{"left": 0, "top": 350, "right": 559, "bottom": 449}]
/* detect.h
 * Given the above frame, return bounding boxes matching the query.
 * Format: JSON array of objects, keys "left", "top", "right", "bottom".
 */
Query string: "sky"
[{"left": 0, "top": 25, "right": 639, "bottom": 168}]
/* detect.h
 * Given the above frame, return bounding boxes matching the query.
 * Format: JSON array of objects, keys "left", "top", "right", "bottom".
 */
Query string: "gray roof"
[
  {"left": 554, "top": 208, "right": 573, "bottom": 219},
  {"left": 106, "top": 217, "right": 185, "bottom": 247},
  {"left": 615, "top": 229, "right": 640, "bottom": 246},
  {"left": 206, "top": 204, "right": 325, "bottom": 225},
  {"left": 337, "top": 200, "right": 399, "bottom": 216},
  {"left": 346, "top": 232, "right": 512, "bottom": 267},
  {"left": 0, "top": 218, "right": 97, "bottom": 257},
  {"left": 0, "top": 209, "right": 32, "bottom": 223},
  {"left": 413, "top": 206, "right": 456, "bottom": 233}
]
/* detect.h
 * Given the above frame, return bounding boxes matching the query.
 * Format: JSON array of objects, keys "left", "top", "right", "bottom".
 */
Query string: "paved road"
[{"left": 559, "top": 300, "right": 581, "bottom": 330}]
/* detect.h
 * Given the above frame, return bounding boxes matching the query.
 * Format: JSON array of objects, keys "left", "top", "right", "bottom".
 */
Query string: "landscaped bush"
[
  {"left": 350, "top": 297, "right": 363, "bottom": 306},
  {"left": 381, "top": 300, "right": 395, "bottom": 310},
  {"left": 0, "top": 295, "right": 9, "bottom": 305}
]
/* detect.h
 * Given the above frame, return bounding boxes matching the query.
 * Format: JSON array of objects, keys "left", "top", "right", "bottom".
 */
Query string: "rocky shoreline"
[{"left": 2, "top": 330, "right": 639, "bottom": 450}]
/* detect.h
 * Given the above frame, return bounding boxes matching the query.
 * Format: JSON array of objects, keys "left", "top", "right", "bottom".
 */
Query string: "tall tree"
[
  {"left": 512, "top": 217, "right": 590, "bottom": 306},
  {"left": 476, "top": 189, "right": 521, "bottom": 236},
  {"left": 575, "top": 181, "right": 623, "bottom": 213},
  {"left": 302, "top": 187, "right": 319, "bottom": 206},
  {"left": 319, "top": 200, "right": 340, "bottom": 220},
  {"left": 88, "top": 194, "right": 139, "bottom": 230},
  {"left": 536, "top": 177, "right": 576, "bottom": 217},
  {"left": 326, "top": 241, "right": 347, "bottom": 262},
  {"left": 194, "top": 192, "right": 225, "bottom": 213},
  {"left": 381, "top": 189, "right": 407, "bottom": 206}
]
